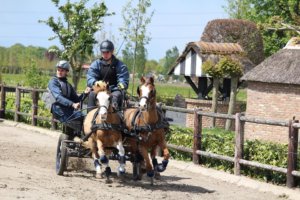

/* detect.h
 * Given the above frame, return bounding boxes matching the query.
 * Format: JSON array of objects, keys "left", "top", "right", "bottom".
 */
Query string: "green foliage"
[
  {"left": 25, "top": 61, "right": 48, "bottom": 88},
  {"left": 167, "top": 126, "right": 194, "bottom": 161},
  {"left": 167, "top": 126, "right": 299, "bottom": 184},
  {"left": 120, "top": 0, "right": 154, "bottom": 89},
  {"left": 0, "top": 44, "right": 56, "bottom": 74},
  {"left": 40, "top": 0, "right": 112, "bottom": 89},
  {"left": 223, "top": 0, "right": 252, "bottom": 19},
  {"left": 202, "top": 60, "right": 223, "bottom": 78},
  {"left": 223, "top": 0, "right": 300, "bottom": 57},
  {"left": 5, "top": 94, "right": 53, "bottom": 128},
  {"left": 217, "top": 56, "right": 243, "bottom": 77},
  {"left": 202, "top": 56, "right": 243, "bottom": 79},
  {"left": 163, "top": 46, "right": 179, "bottom": 75}
]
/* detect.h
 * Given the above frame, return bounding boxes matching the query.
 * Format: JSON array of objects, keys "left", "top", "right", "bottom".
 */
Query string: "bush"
[
  {"left": 5, "top": 95, "right": 52, "bottom": 128},
  {"left": 167, "top": 125, "right": 300, "bottom": 185}
]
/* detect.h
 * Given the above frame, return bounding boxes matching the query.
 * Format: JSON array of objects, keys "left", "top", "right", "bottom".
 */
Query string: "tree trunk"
[
  {"left": 211, "top": 78, "right": 220, "bottom": 128},
  {"left": 72, "top": 68, "right": 82, "bottom": 92},
  {"left": 225, "top": 77, "right": 238, "bottom": 130}
]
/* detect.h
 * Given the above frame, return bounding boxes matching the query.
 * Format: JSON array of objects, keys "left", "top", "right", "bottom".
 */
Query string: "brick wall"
[
  {"left": 245, "top": 82, "right": 300, "bottom": 143},
  {"left": 185, "top": 98, "right": 244, "bottom": 130}
]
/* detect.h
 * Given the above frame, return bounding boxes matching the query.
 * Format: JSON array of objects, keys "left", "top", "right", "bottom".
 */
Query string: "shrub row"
[{"left": 167, "top": 126, "right": 300, "bottom": 185}]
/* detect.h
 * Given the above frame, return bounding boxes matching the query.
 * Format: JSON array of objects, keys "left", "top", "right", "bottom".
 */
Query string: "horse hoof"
[
  {"left": 156, "top": 164, "right": 166, "bottom": 173},
  {"left": 147, "top": 170, "right": 154, "bottom": 178},
  {"left": 100, "top": 155, "right": 108, "bottom": 164}
]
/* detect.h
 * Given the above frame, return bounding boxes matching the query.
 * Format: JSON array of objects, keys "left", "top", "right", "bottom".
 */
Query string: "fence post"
[
  {"left": 14, "top": 85, "right": 20, "bottom": 122},
  {"left": 286, "top": 119, "right": 299, "bottom": 188},
  {"left": 234, "top": 113, "right": 244, "bottom": 175},
  {"left": 31, "top": 90, "right": 38, "bottom": 126},
  {"left": 193, "top": 109, "right": 202, "bottom": 164},
  {"left": 0, "top": 84, "right": 6, "bottom": 119}
]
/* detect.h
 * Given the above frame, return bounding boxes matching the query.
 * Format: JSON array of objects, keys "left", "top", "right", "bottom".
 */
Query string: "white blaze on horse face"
[
  {"left": 96, "top": 91, "right": 110, "bottom": 120},
  {"left": 139, "top": 85, "right": 150, "bottom": 109}
]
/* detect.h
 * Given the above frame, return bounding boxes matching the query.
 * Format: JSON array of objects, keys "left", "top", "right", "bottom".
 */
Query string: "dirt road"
[{"left": 0, "top": 121, "right": 299, "bottom": 200}]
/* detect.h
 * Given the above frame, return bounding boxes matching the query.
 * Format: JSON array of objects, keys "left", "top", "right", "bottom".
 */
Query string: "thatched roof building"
[
  {"left": 241, "top": 37, "right": 300, "bottom": 143},
  {"left": 242, "top": 38, "right": 300, "bottom": 84},
  {"left": 168, "top": 41, "right": 254, "bottom": 99},
  {"left": 169, "top": 41, "right": 253, "bottom": 77}
]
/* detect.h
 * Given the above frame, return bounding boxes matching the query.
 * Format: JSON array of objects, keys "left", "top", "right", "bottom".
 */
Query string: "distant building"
[
  {"left": 168, "top": 41, "right": 253, "bottom": 99},
  {"left": 168, "top": 41, "right": 253, "bottom": 129}
]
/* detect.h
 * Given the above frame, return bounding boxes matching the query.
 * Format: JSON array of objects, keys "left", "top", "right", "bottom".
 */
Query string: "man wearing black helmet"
[
  {"left": 48, "top": 60, "right": 90, "bottom": 127},
  {"left": 87, "top": 40, "right": 129, "bottom": 112}
]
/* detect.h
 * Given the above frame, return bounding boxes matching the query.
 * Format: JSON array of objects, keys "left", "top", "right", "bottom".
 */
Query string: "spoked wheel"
[{"left": 56, "top": 133, "right": 69, "bottom": 175}]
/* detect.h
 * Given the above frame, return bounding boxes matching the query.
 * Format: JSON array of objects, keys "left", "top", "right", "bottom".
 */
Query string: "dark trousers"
[{"left": 87, "top": 90, "right": 123, "bottom": 112}]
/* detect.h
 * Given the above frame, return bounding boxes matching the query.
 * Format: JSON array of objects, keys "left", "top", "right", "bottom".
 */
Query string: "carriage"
[{"left": 55, "top": 77, "right": 170, "bottom": 184}]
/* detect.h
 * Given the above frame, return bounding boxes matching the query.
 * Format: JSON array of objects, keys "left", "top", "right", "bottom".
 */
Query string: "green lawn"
[{"left": 1, "top": 73, "right": 247, "bottom": 101}]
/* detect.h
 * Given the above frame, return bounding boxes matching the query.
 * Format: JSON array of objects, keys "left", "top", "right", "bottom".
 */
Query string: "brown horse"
[
  {"left": 124, "top": 76, "right": 170, "bottom": 181},
  {"left": 83, "top": 81, "right": 126, "bottom": 181}
]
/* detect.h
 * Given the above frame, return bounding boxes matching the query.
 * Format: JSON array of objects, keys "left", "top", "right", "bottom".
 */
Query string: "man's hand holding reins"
[{"left": 72, "top": 102, "right": 80, "bottom": 110}]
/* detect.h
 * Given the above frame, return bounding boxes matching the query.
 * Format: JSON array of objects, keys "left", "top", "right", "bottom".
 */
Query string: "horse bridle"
[
  {"left": 96, "top": 92, "right": 114, "bottom": 115},
  {"left": 137, "top": 84, "right": 156, "bottom": 109}
]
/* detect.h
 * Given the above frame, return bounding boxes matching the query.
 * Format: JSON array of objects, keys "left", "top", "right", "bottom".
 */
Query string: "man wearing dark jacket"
[{"left": 87, "top": 40, "right": 129, "bottom": 112}]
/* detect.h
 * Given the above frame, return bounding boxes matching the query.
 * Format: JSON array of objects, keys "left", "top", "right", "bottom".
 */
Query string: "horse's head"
[
  {"left": 93, "top": 81, "right": 111, "bottom": 121},
  {"left": 137, "top": 76, "right": 156, "bottom": 111}
]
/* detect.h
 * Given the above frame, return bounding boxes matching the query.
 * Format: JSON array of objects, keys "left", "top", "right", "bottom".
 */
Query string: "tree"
[
  {"left": 164, "top": 46, "right": 179, "bottom": 75},
  {"left": 25, "top": 61, "right": 48, "bottom": 88},
  {"left": 202, "top": 59, "right": 223, "bottom": 127},
  {"left": 224, "top": 0, "right": 300, "bottom": 57},
  {"left": 223, "top": 0, "right": 252, "bottom": 19},
  {"left": 217, "top": 56, "right": 243, "bottom": 130},
  {"left": 144, "top": 59, "right": 159, "bottom": 74},
  {"left": 120, "top": 0, "right": 154, "bottom": 95},
  {"left": 40, "top": 0, "right": 112, "bottom": 90}
]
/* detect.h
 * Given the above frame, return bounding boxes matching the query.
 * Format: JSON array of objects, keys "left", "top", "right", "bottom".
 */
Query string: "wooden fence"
[
  {"left": 0, "top": 84, "right": 58, "bottom": 129},
  {"left": 0, "top": 84, "right": 299, "bottom": 188}
]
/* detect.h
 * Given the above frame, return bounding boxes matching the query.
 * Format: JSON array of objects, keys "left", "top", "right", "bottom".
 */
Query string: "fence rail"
[{"left": 0, "top": 84, "right": 299, "bottom": 188}]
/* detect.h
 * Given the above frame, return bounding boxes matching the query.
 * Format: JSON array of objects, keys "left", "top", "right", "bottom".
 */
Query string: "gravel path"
[{"left": 0, "top": 121, "right": 299, "bottom": 200}]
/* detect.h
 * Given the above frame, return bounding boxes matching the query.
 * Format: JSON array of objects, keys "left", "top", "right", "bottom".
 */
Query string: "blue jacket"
[
  {"left": 87, "top": 56, "right": 129, "bottom": 91},
  {"left": 48, "top": 76, "right": 84, "bottom": 122}
]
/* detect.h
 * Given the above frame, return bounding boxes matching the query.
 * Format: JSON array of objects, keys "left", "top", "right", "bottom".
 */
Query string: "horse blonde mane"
[{"left": 93, "top": 81, "right": 108, "bottom": 94}]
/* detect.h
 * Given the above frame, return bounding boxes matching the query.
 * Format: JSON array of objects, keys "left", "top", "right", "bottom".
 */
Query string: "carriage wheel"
[{"left": 56, "top": 133, "right": 69, "bottom": 175}]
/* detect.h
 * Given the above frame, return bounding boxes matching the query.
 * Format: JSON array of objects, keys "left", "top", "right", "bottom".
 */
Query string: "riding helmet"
[
  {"left": 56, "top": 60, "right": 70, "bottom": 71},
  {"left": 100, "top": 40, "right": 114, "bottom": 52}
]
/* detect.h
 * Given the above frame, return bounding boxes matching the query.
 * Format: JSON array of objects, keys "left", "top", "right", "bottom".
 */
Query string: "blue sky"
[{"left": 0, "top": 0, "right": 228, "bottom": 60}]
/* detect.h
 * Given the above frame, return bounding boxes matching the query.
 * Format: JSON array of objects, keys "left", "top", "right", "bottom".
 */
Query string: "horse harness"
[
  {"left": 130, "top": 108, "right": 169, "bottom": 142},
  {"left": 86, "top": 106, "right": 168, "bottom": 142},
  {"left": 90, "top": 107, "right": 126, "bottom": 133}
]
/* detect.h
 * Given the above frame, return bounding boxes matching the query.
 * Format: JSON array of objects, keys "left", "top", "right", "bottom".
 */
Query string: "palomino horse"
[
  {"left": 83, "top": 81, "right": 126, "bottom": 181},
  {"left": 124, "top": 76, "right": 170, "bottom": 182}
]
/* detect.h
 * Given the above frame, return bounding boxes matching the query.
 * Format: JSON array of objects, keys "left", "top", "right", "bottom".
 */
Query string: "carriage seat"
[{"left": 52, "top": 113, "right": 84, "bottom": 137}]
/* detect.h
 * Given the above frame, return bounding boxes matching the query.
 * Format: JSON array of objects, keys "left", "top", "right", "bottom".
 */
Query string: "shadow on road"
[{"left": 64, "top": 169, "right": 215, "bottom": 194}]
